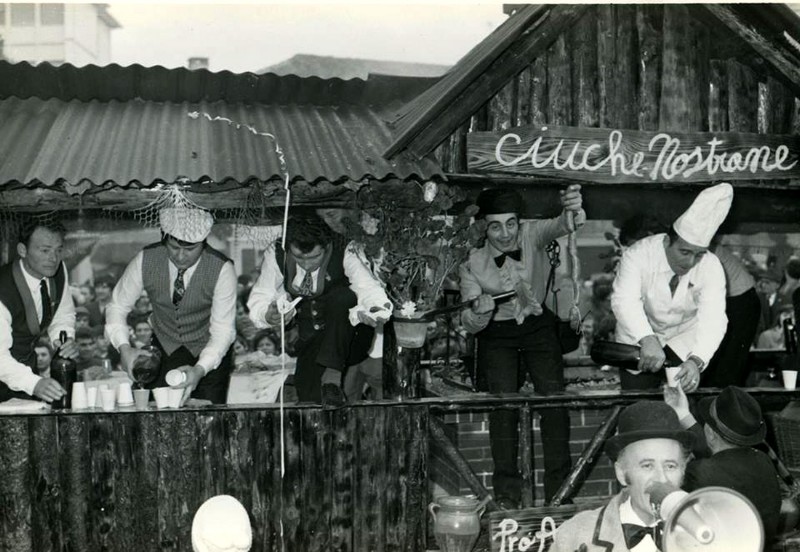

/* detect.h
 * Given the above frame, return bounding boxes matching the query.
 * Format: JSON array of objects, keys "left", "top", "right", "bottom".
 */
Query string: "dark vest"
[
  {"left": 0, "top": 260, "right": 66, "bottom": 367},
  {"left": 141, "top": 243, "right": 231, "bottom": 356},
  {"left": 275, "top": 241, "right": 349, "bottom": 330}
]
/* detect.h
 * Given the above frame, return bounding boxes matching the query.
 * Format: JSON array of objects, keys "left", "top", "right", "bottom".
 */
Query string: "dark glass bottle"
[
  {"left": 50, "top": 331, "right": 77, "bottom": 409},
  {"left": 784, "top": 317, "right": 798, "bottom": 354}
]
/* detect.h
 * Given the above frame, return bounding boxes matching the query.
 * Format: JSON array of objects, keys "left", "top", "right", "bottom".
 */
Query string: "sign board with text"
[{"left": 467, "top": 125, "right": 800, "bottom": 184}]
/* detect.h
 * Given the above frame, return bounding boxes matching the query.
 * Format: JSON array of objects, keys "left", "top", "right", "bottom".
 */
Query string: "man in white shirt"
[
  {"left": 552, "top": 400, "right": 695, "bottom": 552},
  {"left": 248, "top": 213, "right": 391, "bottom": 405},
  {"left": 0, "top": 221, "right": 79, "bottom": 403},
  {"left": 611, "top": 184, "right": 732, "bottom": 391},
  {"left": 105, "top": 208, "right": 237, "bottom": 404}
]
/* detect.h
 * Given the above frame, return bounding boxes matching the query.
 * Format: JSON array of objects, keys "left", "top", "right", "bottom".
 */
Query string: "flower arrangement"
[{"left": 348, "top": 181, "right": 485, "bottom": 319}]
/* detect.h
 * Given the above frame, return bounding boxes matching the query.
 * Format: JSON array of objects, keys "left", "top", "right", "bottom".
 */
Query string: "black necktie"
[
  {"left": 494, "top": 249, "right": 522, "bottom": 268},
  {"left": 298, "top": 270, "right": 314, "bottom": 296},
  {"left": 669, "top": 274, "right": 680, "bottom": 297},
  {"left": 622, "top": 522, "right": 664, "bottom": 550},
  {"left": 172, "top": 269, "right": 187, "bottom": 306},
  {"left": 40, "top": 279, "right": 52, "bottom": 325}
]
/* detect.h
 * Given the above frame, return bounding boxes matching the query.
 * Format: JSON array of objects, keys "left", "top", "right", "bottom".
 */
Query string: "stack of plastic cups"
[{"left": 117, "top": 382, "right": 135, "bottom": 407}]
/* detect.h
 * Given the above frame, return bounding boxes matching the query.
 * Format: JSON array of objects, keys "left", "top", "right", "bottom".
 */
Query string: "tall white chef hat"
[
  {"left": 672, "top": 183, "right": 733, "bottom": 248},
  {"left": 159, "top": 207, "right": 214, "bottom": 244},
  {"left": 191, "top": 495, "right": 252, "bottom": 552}
]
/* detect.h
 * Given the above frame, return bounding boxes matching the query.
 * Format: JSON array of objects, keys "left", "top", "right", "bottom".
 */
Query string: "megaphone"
[{"left": 655, "top": 487, "right": 763, "bottom": 552}]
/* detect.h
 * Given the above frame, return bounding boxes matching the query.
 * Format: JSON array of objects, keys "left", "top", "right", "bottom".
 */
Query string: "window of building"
[
  {"left": 0, "top": 5, "right": 6, "bottom": 26},
  {"left": 10, "top": 3, "right": 35, "bottom": 27},
  {"left": 40, "top": 4, "right": 63, "bottom": 26}
]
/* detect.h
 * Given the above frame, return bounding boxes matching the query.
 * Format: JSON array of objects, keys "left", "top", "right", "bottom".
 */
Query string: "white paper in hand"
[{"left": 276, "top": 294, "right": 302, "bottom": 315}]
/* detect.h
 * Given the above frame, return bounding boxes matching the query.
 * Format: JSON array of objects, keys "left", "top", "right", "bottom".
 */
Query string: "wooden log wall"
[
  {"left": 0, "top": 407, "right": 429, "bottom": 552},
  {"left": 435, "top": 4, "right": 800, "bottom": 175}
]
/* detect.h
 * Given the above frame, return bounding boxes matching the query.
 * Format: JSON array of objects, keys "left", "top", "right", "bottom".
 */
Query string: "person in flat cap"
[
  {"left": 552, "top": 401, "right": 694, "bottom": 552},
  {"left": 458, "top": 184, "right": 584, "bottom": 508},
  {"left": 664, "top": 384, "right": 781, "bottom": 547},
  {"left": 611, "top": 183, "right": 733, "bottom": 391},
  {"left": 105, "top": 207, "right": 237, "bottom": 404}
]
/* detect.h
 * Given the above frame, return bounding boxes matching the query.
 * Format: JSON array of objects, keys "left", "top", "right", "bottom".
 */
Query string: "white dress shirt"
[
  {"left": 611, "top": 234, "right": 727, "bottom": 365},
  {"left": 248, "top": 242, "right": 391, "bottom": 356},
  {"left": 0, "top": 260, "right": 76, "bottom": 394},
  {"left": 105, "top": 250, "right": 237, "bottom": 374},
  {"left": 619, "top": 497, "right": 660, "bottom": 552}
]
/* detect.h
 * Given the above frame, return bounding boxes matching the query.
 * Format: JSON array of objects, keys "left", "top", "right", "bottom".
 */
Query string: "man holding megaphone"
[{"left": 552, "top": 400, "right": 695, "bottom": 552}]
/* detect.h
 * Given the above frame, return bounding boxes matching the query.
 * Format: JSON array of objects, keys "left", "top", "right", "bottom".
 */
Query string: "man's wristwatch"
[{"left": 687, "top": 355, "right": 705, "bottom": 372}]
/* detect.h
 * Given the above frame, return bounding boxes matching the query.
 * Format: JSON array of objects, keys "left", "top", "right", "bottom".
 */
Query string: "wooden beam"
[
  {"left": 406, "top": 5, "right": 588, "bottom": 159},
  {"left": 703, "top": 3, "right": 800, "bottom": 98}
]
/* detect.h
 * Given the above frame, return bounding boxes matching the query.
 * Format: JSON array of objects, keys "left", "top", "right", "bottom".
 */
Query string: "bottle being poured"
[{"left": 49, "top": 331, "right": 77, "bottom": 409}]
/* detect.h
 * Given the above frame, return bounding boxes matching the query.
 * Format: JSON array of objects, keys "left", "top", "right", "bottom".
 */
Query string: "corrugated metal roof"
[
  {"left": 0, "top": 96, "right": 443, "bottom": 188},
  {"left": 0, "top": 60, "right": 437, "bottom": 106}
]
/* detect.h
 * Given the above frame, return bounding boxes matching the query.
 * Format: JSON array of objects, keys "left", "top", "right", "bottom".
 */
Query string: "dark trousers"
[
  {"left": 293, "top": 288, "right": 372, "bottom": 403},
  {"left": 619, "top": 346, "right": 683, "bottom": 390},
  {"left": 477, "top": 309, "right": 571, "bottom": 503},
  {"left": 703, "top": 288, "right": 760, "bottom": 387},
  {"left": 151, "top": 336, "right": 234, "bottom": 404}
]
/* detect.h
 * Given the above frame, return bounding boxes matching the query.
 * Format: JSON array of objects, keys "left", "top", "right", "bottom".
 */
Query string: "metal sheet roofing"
[{"left": 0, "top": 61, "right": 444, "bottom": 188}]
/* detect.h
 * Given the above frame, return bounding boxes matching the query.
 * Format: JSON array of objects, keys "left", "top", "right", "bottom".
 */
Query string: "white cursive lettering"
[
  {"left": 493, "top": 129, "right": 798, "bottom": 182},
  {"left": 493, "top": 516, "right": 557, "bottom": 552}
]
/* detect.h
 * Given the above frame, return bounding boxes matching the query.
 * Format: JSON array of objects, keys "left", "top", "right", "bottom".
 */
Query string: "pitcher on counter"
[
  {"left": 105, "top": 207, "right": 237, "bottom": 404},
  {"left": 0, "top": 220, "right": 80, "bottom": 403},
  {"left": 611, "top": 183, "right": 732, "bottom": 391}
]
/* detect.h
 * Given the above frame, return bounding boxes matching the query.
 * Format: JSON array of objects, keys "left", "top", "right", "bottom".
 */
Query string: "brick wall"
[{"left": 429, "top": 408, "right": 620, "bottom": 504}]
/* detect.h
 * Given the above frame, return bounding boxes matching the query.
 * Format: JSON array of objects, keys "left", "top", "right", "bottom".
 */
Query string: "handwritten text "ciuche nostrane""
[{"left": 494, "top": 129, "right": 797, "bottom": 181}]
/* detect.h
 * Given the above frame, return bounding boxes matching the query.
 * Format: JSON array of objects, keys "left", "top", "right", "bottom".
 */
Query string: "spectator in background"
[
  {"left": 232, "top": 334, "right": 249, "bottom": 355},
  {"left": 235, "top": 299, "right": 257, "bottom": 342},
  {"left": 34, "top": 338, "right": 54, "bottom": 378},
  {"left": 703, "top": 243, "right": 761, "bottom": 387},
  {"left": 85, "top": 274, "right": 115, "bottom": 326},
  {"left": 132, "top": 318, "right": 153, "bottom": 349},
  {"left": 755, "top": 267, "right": 782, "bottom": 342},
  {"left": 74, "top": 306, "right": 91, "bottom": 330},
  {"left": 253, "top": 329, "right": 281, "bottom": 357},
  {"left": 757, "top": 306, "right": 794, "bottom": 350},
  {"left": 78, "top": 283, "right": 95, "bottom": 306},
  {"left": 74, "top": 326, "right": 97, "bottom": 373},
  {"left": 237, "top": 275, "right": 253, "bottom": 297},
  {"left": 773, "top": 257, "right": 800, "bottom": 326}
]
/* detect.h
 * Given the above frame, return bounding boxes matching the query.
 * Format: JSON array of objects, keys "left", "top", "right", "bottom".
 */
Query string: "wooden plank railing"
[{"left": 0, "top": 389, "right": 796, "bottom": 551}]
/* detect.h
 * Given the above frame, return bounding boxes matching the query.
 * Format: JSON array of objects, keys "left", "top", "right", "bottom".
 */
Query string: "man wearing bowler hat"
[
  {"left": 459, "top": 184, "right": 584, "bottom": 508},
  {"left": 552, "top": 401, "right": 695, "bottom": 552},
  {"left": 105, "top": 207, "right": 237, "bottom": 404},
  {"left": 664, "top": 384, "right": 781, "bottom": 547},
  {"left": 612, "top": 183, "right": 732, "bottom": 391}
]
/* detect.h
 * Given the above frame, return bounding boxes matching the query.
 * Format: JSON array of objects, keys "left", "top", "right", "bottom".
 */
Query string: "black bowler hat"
[
  {"left": 698, "top": 386, "right": 766, "bottom": 446},
  {"left": 475, "top": 188, "right": 524, "bottom": 219},
  {"left": 605, "top": 401, "right": 696, "bottom": 461}
]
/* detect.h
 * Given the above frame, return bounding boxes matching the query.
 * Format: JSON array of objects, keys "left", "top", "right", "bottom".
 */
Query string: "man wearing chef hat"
[
  {"left": 105, "top": 207, "right": 237, "bottom": 404},
  {"left": 611, "top": 183, "right": 732, "bottom": 391}
]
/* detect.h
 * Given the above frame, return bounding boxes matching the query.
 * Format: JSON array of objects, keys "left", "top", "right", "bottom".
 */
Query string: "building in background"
[
  {"left": 259, "top": 53, "right": 450, "bottom": 80},
  {"left": 0, "top": 3, "right": 119, "bottom": 66}
]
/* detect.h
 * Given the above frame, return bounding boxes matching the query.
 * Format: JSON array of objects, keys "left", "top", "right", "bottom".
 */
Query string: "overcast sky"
[{"left": 106, "top": 3, "right": 508, "bottom": 73}]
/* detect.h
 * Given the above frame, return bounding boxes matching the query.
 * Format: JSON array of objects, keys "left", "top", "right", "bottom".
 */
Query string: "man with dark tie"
[
  {"left": 105, "top": 207, "right": 237, "bottom": 404},
  {"left": 551, "top": 401, "right": 695, "bottom": 552},
  {"left": 0, "top": 221, "right": 79, "bottom": 403},
  {"left": 611, "top": 184, "right": 731, "bottom": 392},
  {"left": 458, "top": 184, "right": 584, "bottom": 509},
  {"left": 248, "top": 213, "right": 390, "bottom": 406}
]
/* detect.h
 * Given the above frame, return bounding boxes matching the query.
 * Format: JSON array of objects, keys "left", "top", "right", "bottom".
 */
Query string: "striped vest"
[{"left": 142, "top": 243, "right": 230, "bottom": 356}]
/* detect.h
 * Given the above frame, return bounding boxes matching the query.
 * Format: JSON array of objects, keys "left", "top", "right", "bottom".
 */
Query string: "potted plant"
[{"left": 347, "top": 181, "right": 485, "bottom": 348}]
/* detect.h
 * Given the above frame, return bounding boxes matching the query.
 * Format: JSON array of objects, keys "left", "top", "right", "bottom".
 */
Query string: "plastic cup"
[
  {"left": 665, "top": 366, "right": 681, "bottom": 388},
  {"left": 133, "top": 388, "right": 150, "bottom": 410},
  {"left": 86, "top": 387, "right": 97, "bottom": 408},
  {"left": 783, "top": 370, "right": 798, "bottom": 390},
  {"left": 153, "top": 387, "right": 170, "bottom": 409},
  {"left": 117, "top": 381, "right": 135, "bottom": 406},
  {"left": 100, "top": 387, "right": 116, "bottom": 412},
  {"left": 165, "top": 369, "right": 187, "bottom": 387},
  {"left": 168, "top": 388, "right": 184, "bottom": 409},
  {"left": 71, "top": 382, "right": 88, "bottom": 410}
]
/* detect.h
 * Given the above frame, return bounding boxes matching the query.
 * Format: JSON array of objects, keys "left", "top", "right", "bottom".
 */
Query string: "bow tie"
[
  {"left": 494, "top": 249, "right": 522, "bottom": 267},
  {"left": 622, "top": 522, "right": 663, "bottom": 550}
]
